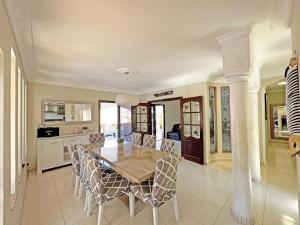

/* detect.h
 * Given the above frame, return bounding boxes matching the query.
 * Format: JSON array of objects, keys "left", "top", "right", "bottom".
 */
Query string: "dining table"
[{"left": 83, "top": 140, "right": 179, "bottom": 183}]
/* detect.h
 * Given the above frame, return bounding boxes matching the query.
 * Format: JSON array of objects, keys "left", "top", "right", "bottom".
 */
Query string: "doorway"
[
  {"left": 149, "top": 97, "right": 182, "bottom": 153},
  {"left": 99, "top": 101, "right": 118, "bottom": 140},
  {"left": 151, "top": 104, "right": 165, "bottom": 141},
  {"left": 99, "top": 101, "right": 132, "bottom": 141}
]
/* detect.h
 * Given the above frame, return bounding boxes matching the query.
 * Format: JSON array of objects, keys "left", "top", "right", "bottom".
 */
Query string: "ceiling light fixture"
[
  {"left": 117, "top": 67, "right": 137, "bottom": 76},
  {"left": 278, "top": 81, "right": 287, "bottom": 85}
]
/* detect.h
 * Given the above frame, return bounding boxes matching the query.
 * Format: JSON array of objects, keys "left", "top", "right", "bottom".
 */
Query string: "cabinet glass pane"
[
  {"left": 183, "top": 113, "right": 190, "bottom": 124},
  {"left": 191, "top": 101, "right": 200, "bottom": 112},
  {"left": 221, "top": 86, "right": 231, "bottom": 152},
  {"left": 183, "top": 125, "right": 191, "bottom": 137},
  {"left": 137, "top": 106, "right": 141, "bottom": 113},
  {"left": 183, "top": 102, "right": 190, "bottom": 112},
  {"left": 192, "top": 126, "right": 200, "bottom": 139},
  {"left": 191, "top": 113, "right": 200, "bottom": 125},
  {"left": 137, "top": 115, "right": 140, "bottom": 122},
  {"left": 136, "top": 124, "right": 140, "bottom": 132},
  {"left": 141, "top": 114, "right": 147, "bottom": 122},
  {"left": 140, "top": 106, "right": 147, "bottom": 113},
  {"left": 141, "top": 123, "right": 148, "bottom": 132}
]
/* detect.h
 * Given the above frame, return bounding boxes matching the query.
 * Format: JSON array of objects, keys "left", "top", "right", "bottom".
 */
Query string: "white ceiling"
[{"left": 5, "top": 0, "right": 292, "bottom": 94}]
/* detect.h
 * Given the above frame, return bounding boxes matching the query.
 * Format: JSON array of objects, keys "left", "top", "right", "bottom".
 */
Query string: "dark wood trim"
[
  {"left": 180, "top": 96, "right": 204, "bottom": 165},
  {"left": 149, "top": 96, "right": 183, "bottom": 103},
  {"left": 269, "top": 103, "right": 288, "bottom": 140}
]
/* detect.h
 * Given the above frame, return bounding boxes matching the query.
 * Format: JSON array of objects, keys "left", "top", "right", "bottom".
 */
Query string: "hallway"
[{"left": 211, "top": 143, "right": 298, "bottom": 224}]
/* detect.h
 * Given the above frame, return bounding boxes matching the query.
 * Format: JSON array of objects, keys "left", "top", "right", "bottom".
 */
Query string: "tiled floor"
[{"left": 22, "top": 143, "right": 298, "bottom": 225}]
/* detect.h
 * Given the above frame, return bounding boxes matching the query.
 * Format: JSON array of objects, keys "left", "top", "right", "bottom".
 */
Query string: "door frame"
[{"left": 149, "top": 97, "right": 183, "bottom": 138}]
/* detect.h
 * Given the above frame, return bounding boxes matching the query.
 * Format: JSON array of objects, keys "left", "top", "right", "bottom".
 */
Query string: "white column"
[
  {"left": 248, "top": 67, "right": 262, "bottom": 183},
  {"left": 249, "top": 89, "right": 262, "bottom": 182},
  {"left": 218, "top": 25, "right": 254, "bottom": 225}
]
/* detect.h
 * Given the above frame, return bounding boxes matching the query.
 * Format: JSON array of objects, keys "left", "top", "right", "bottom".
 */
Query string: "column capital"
[{"left": 217, "top": 24, "right": 254, "bottom": 82}]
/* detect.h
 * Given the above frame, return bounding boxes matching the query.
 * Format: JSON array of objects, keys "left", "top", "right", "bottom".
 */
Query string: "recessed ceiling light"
[
  {"left": 117, "top": 67, "right": 137, "bottom": 76},
  {"left": 278, "top": 81, "right": 287, "bottom": 85}
]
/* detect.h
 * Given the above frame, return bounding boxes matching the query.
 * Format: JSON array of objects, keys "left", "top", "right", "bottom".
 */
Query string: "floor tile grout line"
[
  {"left": 212, "top": 192, "right": 232, "bottom": 225},
  {"left": 51, "top": 172, "right": 68, "bottom": 225}
]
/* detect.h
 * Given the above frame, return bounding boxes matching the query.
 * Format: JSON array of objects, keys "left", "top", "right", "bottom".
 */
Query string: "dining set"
[{"left": 67, "top": 132, "right": 180, "bottom": 225}]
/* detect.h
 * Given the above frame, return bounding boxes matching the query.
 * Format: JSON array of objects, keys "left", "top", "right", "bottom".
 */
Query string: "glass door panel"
[
  {"left": 209, "top": 87, "right": 217, "bottom": 153},
  {"left": 100, "top": 102, "right": 118, "bottom": 140},
  {"left": 221, "top": 87, "right": 231, "bottom": 152},
  {"left": 120, "top": 106, "right": 132, "bottom": 141}
]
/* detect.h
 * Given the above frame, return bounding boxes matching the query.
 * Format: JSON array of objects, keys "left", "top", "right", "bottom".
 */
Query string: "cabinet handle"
[
  {"left": 50, "top": 142, "right": 57, "bottom": 145},
  {"left": 70, "top": 139, "right": 77, "bottom": 142}
]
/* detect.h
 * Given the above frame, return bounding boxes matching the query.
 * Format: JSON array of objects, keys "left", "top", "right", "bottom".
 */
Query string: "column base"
[
  {"left": 251, "top": 177, "right": 262, "bottom": 183},
  {"left": 231, "top": 210, "right": 255, "bottom": 225}
]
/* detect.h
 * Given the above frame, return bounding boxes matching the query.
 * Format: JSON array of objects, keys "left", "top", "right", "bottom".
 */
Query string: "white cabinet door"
[
  {"left": 81, "top": 135, "right": 90, "bottom": 145},
  {"left": 42, "top": 140, "right": 64, "bottom": 170}
]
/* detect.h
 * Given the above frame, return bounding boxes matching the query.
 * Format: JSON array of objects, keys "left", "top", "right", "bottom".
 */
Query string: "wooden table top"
[{"left": 83, "top": 141, "right": 177, "bottom": 183}]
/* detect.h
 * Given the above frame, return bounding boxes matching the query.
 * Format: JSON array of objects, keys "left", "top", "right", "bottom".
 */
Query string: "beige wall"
[
  {"left": 0, "top": 1, "right": 28, "bottom": 225},
  {"left": 139, "top": 82, "right": 210, "bottom": 164},
  {"left": 27, "top": 82, "right": 119, "bottom": 169},
  {"left": 292, "top": 0, "right": 300, "bottom": 64}
]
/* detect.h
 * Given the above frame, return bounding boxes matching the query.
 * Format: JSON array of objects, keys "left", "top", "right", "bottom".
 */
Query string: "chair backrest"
[
  {"left": 77, "top": 145, "right": 90, "bottom": 181},
  {"left": 86, "top": 157, "right": 106, "bottom": 199},
  {"left": 67, "top": 145, "right": 80, "bottom": 176},
  {"left": 131, "top": 132, "right": 142, "bottom": 145},
  {"left": 89, "top": 133, "right": 105, "bottom": 144},
  {"left": 152, "top": 154, "right": 179, "bottom": 202},
  {"left": 160, "top": 139, "right": 176, "bottom": 153},
  {"left": 143, "top": 134, "right": 156, "bottom": 149}
]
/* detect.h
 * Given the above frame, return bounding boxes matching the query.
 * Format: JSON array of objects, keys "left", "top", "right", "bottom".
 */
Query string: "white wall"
[
  {"left": 291, "top": 0, "right": 300, "bottom": 62},
  {"left": 27, "top": 82, "right": 119, "bottom": 169},
  {"left": 0, "top": 1, "right": 28, "bottom": 225}
]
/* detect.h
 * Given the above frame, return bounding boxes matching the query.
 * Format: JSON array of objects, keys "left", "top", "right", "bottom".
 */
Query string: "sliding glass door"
[
  {"left": 99, "top": 101, "right": 132, "bottom": 141},
  {"left": 99, "top": 102, "right": 118, "bottom": 140},
  {"left": 119, "top": 106, "right": 132, "bottom": 141}
]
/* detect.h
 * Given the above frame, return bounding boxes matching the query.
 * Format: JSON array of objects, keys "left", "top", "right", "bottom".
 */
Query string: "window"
[
  {"left": 10, "top": 48, "right": 17, "bottom": 195},
  {"left": 0, "top": 48, "right": 4, "bottom": 220}
]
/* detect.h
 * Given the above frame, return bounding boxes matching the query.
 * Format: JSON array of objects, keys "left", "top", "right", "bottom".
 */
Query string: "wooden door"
[
  {"left": 180, "top": 97, "right": 204, "bottom": 164},
  {"left": 131, "top": 103, "right": 152, "bottom": 135}
]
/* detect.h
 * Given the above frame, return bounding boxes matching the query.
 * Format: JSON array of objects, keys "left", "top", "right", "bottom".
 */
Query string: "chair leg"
[
  {"left": 172, "top": 194, "right": 179, "bottom": 221},
  {"left": 97, "top": 204, "right": 104, "bottom": 225},
  {"left": 77, "top": 181, "right": 83, "bottom": 200},
  {"left": 84, "top": 190, "right": 89, "bottom": 212},
  {"left": 129, "top": 192, "right": 135, "bottom": 217},
  {"left": 72, "top": 174, "right": 75, "bottom": 186},
  {"left": 152, "top": 207, "right": 158, "bottom": 225},
  {"left": 74, "top": 176, "right": 79, "bottom": 197},
  {"left": 87, "top": 190, "right": 92, "bottom": 216}
]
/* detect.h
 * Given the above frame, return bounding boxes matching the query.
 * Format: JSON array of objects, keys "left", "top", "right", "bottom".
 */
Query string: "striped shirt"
[{"left": 285, "top": 65, "right": 300, "bottom": 134}]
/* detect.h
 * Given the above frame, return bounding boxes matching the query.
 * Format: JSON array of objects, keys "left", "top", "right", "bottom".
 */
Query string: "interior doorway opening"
[{"left": 150, "top": 98, "right": 182, "bottom": 153}]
